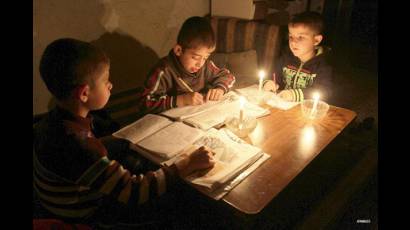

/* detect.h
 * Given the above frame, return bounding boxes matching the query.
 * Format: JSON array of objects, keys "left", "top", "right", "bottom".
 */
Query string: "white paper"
[
  {"left": 184, "top": 128, "right": 263, "bottom": 190},
  {"left": 180, "top": 91, "right": 270, "bottom": 130},
  {"left": 235, "top": 84, "right": 299, "bottom": 110},
  {"left": 112, "top": 114, "right": 172, "bottom": 143},
  {"left": 136, "top": 122, "right": 204, "bottom": 159},
  {"left": 161, "top": 91, "right": 238, "bottom": 121}
]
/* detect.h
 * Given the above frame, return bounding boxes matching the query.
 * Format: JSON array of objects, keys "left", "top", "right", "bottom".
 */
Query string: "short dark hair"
[
  {"left": 39, "top": 38, "right": 109, "bottom": 100},
  {"left": 289, "top": 11, "right": 324, "bottom": 35},
  {"left": 177, "top": 16, "right": 215, "bottom": 50}
]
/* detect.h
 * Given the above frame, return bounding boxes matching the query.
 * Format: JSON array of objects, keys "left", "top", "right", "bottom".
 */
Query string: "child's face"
[
  {"left": 86, "top": 64, "right": 113, "bottom": 110},
  {"left": 174, "top": 45, "right": 215, "bottom": 73},
  {"left": 288, "top": 24, "right": 322, "bottom": 62}
]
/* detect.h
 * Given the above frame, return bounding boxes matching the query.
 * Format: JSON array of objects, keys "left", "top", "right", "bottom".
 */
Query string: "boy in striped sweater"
[
  {"left": 33, "top": 38, "right": 215, "bottom": 227},
  {"left": 263, "top": 11, "right": 332, "bottom": 102},
  {"left": 137, "top": 16, "right": 236, "bottom": 115}
]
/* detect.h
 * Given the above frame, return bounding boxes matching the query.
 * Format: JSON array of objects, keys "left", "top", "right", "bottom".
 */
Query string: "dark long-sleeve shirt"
[
  {"left": 33, "top": 107, "right": 179, "bottom": 222},
  {"left": 137, "top": 50, "right": 236, "bottom": 115},
  {"left": 272, "top": 46, "right": 332, "bottom": 102}
]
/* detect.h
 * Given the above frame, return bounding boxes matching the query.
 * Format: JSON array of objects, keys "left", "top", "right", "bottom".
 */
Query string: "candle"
[
  {"left": 258, "top": 70, "right": 265, "bottom": 92},
  {"left": 239, "top": 96, "right": 245, "bottom": 125},
  {"left": 273, "top": 73, "right": 277, "bottom": 93},
  {"left": 310, "top": 92, "right": 320, "bottom": 118}
]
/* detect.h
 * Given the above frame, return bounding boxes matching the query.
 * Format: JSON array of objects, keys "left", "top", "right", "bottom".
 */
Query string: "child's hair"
[
  {"left": 39, "top": 38, "right": 109, "bottom": 100},
  {"left": 289, "top": 11, "right": 324, "bottom": 35},
  {"left": 177, "top": 16, "right": 215, "bottom": 50}
]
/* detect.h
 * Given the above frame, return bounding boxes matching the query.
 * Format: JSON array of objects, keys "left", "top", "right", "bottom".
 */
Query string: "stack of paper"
[
  {"left": 162, "top": 91, "right": 270, "bottom": 130},
  {"left": 235, "top": 84, "right": 299, "bottom": 110}
]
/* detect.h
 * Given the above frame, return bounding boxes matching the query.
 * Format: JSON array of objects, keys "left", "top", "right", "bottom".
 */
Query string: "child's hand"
[
  {"left": 177, "top": 92, "right": 204, "bottom": 107},
  {"left": 206, "top": 88, "right": 224, "bottom": 101},
  {"left": 278, "top": 90, "right": 294, "bottom": 101},
  {"left": 187, "top": 146, "right": 215, "bottom": 171},
  {"left": 263, "top": 80, "right": 279, "bottom": 93},
  {"left": 175, "top": 146, "right": 215, "bottom": 177}
]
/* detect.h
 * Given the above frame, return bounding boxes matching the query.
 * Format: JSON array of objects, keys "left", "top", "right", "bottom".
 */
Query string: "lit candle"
[
  {"left": 258, "top": 70, "right": 265, "bottom": 92},
  {"left": 239, "top": 96, "right": 245, "bottom": 124},
  {"left": 310, "top": 92, "right": 320, "bottom": 118}
]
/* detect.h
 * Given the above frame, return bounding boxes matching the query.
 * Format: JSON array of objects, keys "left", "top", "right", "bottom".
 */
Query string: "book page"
[
  {"left": 183, "top": 96, "right": 270, "bottom": 130},
  {"left": 136, "top": 122, "right": 204, "bottom": 159},
  {"left": 161, "top": 91, "right": 238, "bottom": 120},
  {"left": 235, "top": 84, "right": 270, "bottom": 104},
  {"left": 112, "top": 114, "right": 172, "bottom": 143},
  {"left": 194, "top": 153, "right": 271, "bottom": 200},
  {"left": 265, "top": 94, "right": 299, "bottom": 110},
  {"left": 184, "top": 128, "right": 263, "bottom": 190},
  {"left": 235, "top": 84, "right": 299, "bottom": 110}
]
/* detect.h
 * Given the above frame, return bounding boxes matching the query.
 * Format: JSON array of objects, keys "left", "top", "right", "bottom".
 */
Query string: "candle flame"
[
  {"left": 239, "top": 96, "right": 246, "bottom": 108},
  {"left": 313, "top": 92, "right": 320, "bottom": 101},
  {"left": 258, "top": 70, "right": 266, "bottom": 80}
]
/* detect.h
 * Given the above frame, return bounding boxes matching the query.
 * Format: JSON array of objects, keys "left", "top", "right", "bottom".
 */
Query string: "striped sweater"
[
  {"left": 137, "top": 49, "right": 235, "bottom": 115},
  {"left": 33, "top": 107, "right": 179, "bottom": 222}
]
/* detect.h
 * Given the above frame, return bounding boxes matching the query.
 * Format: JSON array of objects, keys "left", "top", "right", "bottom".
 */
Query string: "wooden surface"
[{"left": 222, "top": 104, "right": 357, "bottom": 214}]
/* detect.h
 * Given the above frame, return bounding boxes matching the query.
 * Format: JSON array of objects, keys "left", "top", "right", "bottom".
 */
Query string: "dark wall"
[{"left": 322, "top": 0, "right": 378, "bottom": 72}]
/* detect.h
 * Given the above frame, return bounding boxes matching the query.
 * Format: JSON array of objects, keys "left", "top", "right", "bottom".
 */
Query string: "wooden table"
[{"left": 221, "top": 104, "right": 357, "bottom": 214}]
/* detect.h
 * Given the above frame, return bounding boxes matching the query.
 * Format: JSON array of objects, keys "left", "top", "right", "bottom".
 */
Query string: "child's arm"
[
  {"left": 263, "top": 57, "right": 284, "bottom": 92},
  {"left": 278, "top": 63, "right": 332, "bottom": 102},
  {"left": 204, "top": 60, "right": 236, "bottom": 96},
  {"left": 138, "top": 68, "right": 177, "bottom": 114},
  {"left": 176, "top": 92, "right": 204, "bottom": 107},
  {"left": 78, "top": 146, "right": 214, "bottom": 208}
]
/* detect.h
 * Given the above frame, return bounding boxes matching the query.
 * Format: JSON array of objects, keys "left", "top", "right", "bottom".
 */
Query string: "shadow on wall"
[
  {"left": 91, "top": 32, "right": 160, "bottom": 95},
  {"left": 46, "top": 32, "right": 160, "bottom": 111}
]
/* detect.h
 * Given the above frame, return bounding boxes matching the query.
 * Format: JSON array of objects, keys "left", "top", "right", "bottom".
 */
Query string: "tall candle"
[
  {"left": 239, "top": 96, "right": 245, "bottom": 124},
  {"left": 258, "top": 70, "right": 265, "bottom": 92},
  {"left": 310, "top": 92, "right": 320, "bottom": 118}
]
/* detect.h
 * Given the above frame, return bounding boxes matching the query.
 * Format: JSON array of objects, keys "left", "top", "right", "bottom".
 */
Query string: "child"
[
  {"left": 138, "top": 16, "right": 236, "bottom": 115},
  {"left": 263, "top": 11, "right": 332, "bottom": 102},
  {"left": 33, "top": 38, "right": 215, "bottom": 227}
]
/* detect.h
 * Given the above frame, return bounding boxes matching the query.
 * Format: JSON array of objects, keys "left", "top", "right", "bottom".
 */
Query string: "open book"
[
  {"left": 235, "top": 84, "right": 299, "bottom": 110},
  {"left": 161, "top": 91, "right": 270, "bottom": 130},
  {"left": 113, "top": 114, "right": 269, "bottom": 193},
  {"left": 113, "top": 114, "right": 205, "bottom": 164},
  {"left": 181, "top": 128, "right": 265, "bottom": 191}
]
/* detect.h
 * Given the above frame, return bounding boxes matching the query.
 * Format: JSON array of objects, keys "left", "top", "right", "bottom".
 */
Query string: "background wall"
[{"left": 33, "top": 0, "right": 209, "bottom": 115}]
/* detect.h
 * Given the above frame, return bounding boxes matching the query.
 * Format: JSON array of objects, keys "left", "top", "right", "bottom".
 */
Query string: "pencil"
[{"left": 178, "top": 77, "right": 194, "bottom": 92}]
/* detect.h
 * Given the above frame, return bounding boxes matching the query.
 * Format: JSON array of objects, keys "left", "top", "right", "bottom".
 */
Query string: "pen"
[{"left": 178, "top": 77, "right": 194, "bottom": 93}]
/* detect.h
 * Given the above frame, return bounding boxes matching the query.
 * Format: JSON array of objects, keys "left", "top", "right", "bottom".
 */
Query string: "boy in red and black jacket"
[{"left": 138, "top": 16, "right": 235, "bottom": 115}]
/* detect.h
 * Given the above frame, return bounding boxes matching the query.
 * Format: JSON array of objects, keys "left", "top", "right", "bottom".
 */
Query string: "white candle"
[
  {"left": 239, "top": 96, "right": 245, "bottom": 124},
  {"left": 258, "top": 70, "right": 265, "bottom": 92},
  {"left": 310, "top": 92, "right": 320, "bottom": 118}
]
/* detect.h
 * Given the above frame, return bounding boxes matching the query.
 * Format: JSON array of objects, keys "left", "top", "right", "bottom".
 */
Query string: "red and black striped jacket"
[{"left": 137, "top": 50, "right": 235, "bottom": 115}]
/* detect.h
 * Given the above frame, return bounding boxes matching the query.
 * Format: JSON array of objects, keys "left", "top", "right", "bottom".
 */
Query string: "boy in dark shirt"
[
  {"left": 33, "top": 38, "right": 215, "bottom": 227},
  {"left": 264, "top": 11, "right": 332, "bottom": 102}
]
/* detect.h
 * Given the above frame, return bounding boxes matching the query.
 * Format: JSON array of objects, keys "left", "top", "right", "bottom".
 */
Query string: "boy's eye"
[
  {"left": 192, "top": 56, "right": 209, "bottom": 61},
  {"left": 289, "top": 35, "right": 305, "bottom": 42}
]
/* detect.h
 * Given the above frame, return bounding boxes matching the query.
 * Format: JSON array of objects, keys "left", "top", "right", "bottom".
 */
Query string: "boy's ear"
[
  {"left": 173, "top": 44, "right": 183, "bottom": 57},
  {"left": 314, "top": 34, "right": 323, "bottom": 46},
  {"left": 74, "top": 84, "right": 90, "bottom": 103}
]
